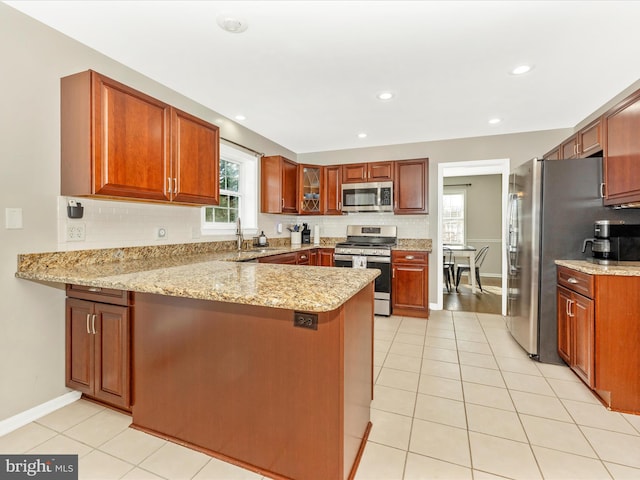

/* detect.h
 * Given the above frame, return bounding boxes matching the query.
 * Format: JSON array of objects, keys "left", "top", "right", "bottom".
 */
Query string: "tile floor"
[{"left": 2, "top": 311, "right": 640, "bottom": 479}]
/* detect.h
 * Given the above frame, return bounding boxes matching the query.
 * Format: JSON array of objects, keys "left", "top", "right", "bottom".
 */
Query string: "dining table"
[{"left": 444, "top": 245, "right": 478, "bottom": 293}]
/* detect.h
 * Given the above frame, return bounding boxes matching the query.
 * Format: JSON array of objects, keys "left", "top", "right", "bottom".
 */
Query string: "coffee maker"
[{"left": 582, "top": 220, "right": 640, "bottom": 264}]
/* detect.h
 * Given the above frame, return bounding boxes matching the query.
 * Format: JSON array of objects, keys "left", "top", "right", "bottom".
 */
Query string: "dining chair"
[
  {"left": 443, "top": 248, "right": 455, "bottom": 293},
  {"left": 455, "top": 246, "right": 489, "bottom": 292}
]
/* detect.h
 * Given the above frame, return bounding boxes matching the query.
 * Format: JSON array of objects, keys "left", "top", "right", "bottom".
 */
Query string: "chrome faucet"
[{"left": 236, "top": 217, "right": 244, "bottom": 250}]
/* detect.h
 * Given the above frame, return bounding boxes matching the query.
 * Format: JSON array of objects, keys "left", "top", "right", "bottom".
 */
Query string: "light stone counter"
[
  {"left": 555, "top": 259, "right": 640, "bottom": 276},
  {"left": 15, "top": 242, "right": 378, "bottom": 312}
]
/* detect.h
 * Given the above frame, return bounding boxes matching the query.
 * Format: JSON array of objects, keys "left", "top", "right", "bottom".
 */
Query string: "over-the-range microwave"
[{"left": 341, "top": 181, "right": 393, "bottom": 212}]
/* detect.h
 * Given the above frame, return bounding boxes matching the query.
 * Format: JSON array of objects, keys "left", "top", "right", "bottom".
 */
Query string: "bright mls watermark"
[{"left": 0, "top": 455, "right": 77, "bottom": 480}]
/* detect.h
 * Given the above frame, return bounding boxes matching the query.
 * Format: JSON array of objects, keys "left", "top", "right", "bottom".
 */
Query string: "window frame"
[
  {"left": 442, "top": 188, "right": 467, "bottom": 246},
  {"left": 201, "top": 143, "right": 258, "bottom": 236}
]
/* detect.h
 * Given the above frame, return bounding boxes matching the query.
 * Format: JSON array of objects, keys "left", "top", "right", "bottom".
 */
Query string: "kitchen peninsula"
[{"left": 16, "top": 243, "right": 379, "bottom": 480}]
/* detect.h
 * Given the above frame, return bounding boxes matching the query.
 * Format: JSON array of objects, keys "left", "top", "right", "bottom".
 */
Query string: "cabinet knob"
[
  {"left": 405, "top": 255, "right": 415, "bottom": 260},
  {"left": 567, "top": 277, "right": 579, "bottom": 284}
]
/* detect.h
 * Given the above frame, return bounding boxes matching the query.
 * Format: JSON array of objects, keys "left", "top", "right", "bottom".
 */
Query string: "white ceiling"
[{"left": 7, "top": 1, "right": 640, "bottom": 154}]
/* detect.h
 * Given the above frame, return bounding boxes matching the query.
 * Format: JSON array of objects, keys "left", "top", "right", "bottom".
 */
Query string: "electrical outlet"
[
  {"left": 293, "top": 312, "right": 318, "bottom": 330},
  {"left": 66, "top": 223, "right": 86, "bottom": 241},
  {"left": 156, "top": 226, "right": 168, "bottom": 240}
]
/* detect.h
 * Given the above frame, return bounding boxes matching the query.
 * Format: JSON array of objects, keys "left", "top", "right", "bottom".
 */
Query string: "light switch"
[{"left": 5, "top": 208, "right": 23, "bottom": 229}]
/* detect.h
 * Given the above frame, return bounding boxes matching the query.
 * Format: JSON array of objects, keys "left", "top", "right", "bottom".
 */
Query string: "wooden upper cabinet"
[
  {"left": 578, "top": 119, "right": 602, "bottom": 158},
  {"left": 545, "top": 118, "right": 603, "bottom": 161},
  {"left": 299, "top": 164, "right": 322, "bottom": 215},
  {"left": 394, "top": 158, "right": 429, "bottom": 214},
  {"left": 561, "top": 136, "right": 579, "bottom": 160},
  {"left": 543, "top": 147, "right": 561, "bottom": 160},
  {"left": 171, "top": 109, "right": 220, "bottom": 205},
  {"left": 61, "top": 70, "right": 219, "bottom": 205},
  {"left": 260, "top": 155, "right": 298, "bottom": 214},
  {"left": 603, "top": 89, "right": 640, "bottom": 206},
  {"left": 323, "top": 165, "right": 342, "bottom": 215},
  {"left": 342, "top": 161, "right": 393, "bottom": 183}
]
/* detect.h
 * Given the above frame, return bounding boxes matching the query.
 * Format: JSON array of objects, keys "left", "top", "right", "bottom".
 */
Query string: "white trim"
[
  {"left": 0, "top": 391, "right": 81, "bottom": 436},
  {"left": 432, "top": 158, "right": 510, "bottom": 314}
]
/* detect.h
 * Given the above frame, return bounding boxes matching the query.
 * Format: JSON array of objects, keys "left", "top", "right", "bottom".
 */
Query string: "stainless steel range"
[{"left": 335, "top": 225, "right": 397, "bottom": 316}]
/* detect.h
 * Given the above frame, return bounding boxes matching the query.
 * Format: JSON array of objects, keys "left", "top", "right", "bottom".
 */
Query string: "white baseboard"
[{"left": 0, "top": 391, "right": 81, "bottom": 437}]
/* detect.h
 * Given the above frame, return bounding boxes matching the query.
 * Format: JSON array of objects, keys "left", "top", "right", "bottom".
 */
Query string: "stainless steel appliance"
[
  {"left": 335, "top": 225, "right": 397, "bottom": 315},
  {"left": 582, "top": 220, "right": 640, "bottom": 264},
  {"left": 506, "top": 157, "right": 640, "bottom": 364},
  {"left": 341, "top": 181, "right": 393, "bottom": 213}
]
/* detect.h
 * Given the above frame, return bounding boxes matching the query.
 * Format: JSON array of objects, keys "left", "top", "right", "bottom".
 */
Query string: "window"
[
  {"left": 442, "top": 190, "right": 466, "bottom": 245},
  {"left": 202, "top": 143, "right": 258, "bottom": 235}
]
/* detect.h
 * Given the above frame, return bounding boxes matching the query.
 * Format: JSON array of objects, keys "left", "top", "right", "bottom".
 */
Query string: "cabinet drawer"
[
  {"left": 391, "top": 250, "right": 428, "bottom": 265},
  {"left": 66, "top": 284, "right": 132, "bottom": 306},
  {"left": 297, "top": 251, "right": 311, "bottom": 265},
  {"left": 557, "top": 267, "right": 594, "bottom": 298}
]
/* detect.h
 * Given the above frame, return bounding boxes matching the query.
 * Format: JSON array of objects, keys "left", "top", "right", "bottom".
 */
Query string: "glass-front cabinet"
[{"left": 299, "top": 165, "right": 322, "bottom": 214}]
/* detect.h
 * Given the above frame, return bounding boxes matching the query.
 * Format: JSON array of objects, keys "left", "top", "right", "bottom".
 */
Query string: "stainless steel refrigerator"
[{"left": 506, "top": 156, "right": 640, "bottom": 364}]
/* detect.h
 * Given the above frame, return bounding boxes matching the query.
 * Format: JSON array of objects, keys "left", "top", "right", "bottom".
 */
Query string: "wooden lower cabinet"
[
  {"left": 66, "top": 286, "right": 131, "bottom": 410},
  {"left": 391, "top": 250, "right": 429, "bottom": 318},
  {"left": 319, "top": 248, "right": 335, "bottom": 266},
  {"left": 557, "top": 266, "right": 640, "bottom": 414},
  {"left": 132, "top": 286, "right": 374, "bottom": 480},
  {"left": 557, "top": 285, "right": 594, "bottom": 386}
]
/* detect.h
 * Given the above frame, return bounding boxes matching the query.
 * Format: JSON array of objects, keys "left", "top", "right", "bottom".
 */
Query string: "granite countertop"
[
  {"left": 15, "top": 242, "right": 379, "bottom": 312},
  {"left": 555, "top": 259, "right": 640, "bottom": 276}
]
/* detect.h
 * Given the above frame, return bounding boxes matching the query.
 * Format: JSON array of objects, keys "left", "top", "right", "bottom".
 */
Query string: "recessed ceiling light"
[
  {"left": 488, "top": 118, "right": 501, "bottom": 125},
  {"left": 510, "top": 64, "right": 533, "bottom": 75},
  {"left": 217, "top": 15, "right": 248, "bottom": 33},
  {"left": 376, "top": 91, "right": 394, "bottom": 101},
  {"left": 235, "top": 114, "right": 246, "bottom": 121},
  {"left": 357, "top": 133, "right": 368, "bottom": 139}
]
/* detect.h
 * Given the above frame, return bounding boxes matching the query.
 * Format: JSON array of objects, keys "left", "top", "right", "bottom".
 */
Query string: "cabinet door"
[
  {"left": 394, "top": 159, "right": 428, "bottom": 214},
  {"left": 261, "top": 156, "right": 298, "bottom": 214},
  {"left": 319, "top": 249, "right": 334, "bottom": 267},
  {"left": 578, "top": 119, "right": 602, "bottom": 158},
  {"left": 543, "top": 147, "right": 561, "bottom": 161},
  {"left": 282, "top": 158, "right": 299, "bottom": 214},
  {"left": 93, "top": 303, "right": 130, "bottom": 408},
  {"left": 171, "top": 108, "right": 220, "bottom": 205},
  {"left": 368, "top": 161, "right": 394, "bottom": 181},
  {"left": 604, "top": 90, "right": 640, "bottom": 205},
  {"left": 342, "top": 163, "right": 368, "bottom": 183},
  {"left": 561, "top": 137, "right": 578, "bottom": 159},
  {"left": 392, "top": 264, "right": 428, "bottom": 314},
  {"left": 299, "top": 165, "right": 322, "bottom": 214},
  {"left": 323, "top": 166, "right": 342, "bottom": 215},
  {"left": 572, "top": 293, "right": 594, "bottom": 387},
  {"left": 557, "top": 287, "right": 572, "bottom": 364},
  {"left": 92, "top": 72, "right": 172, "bottom": 201},
  {"left": 66, "top": 298, "right": 94, "bottom": 395}
]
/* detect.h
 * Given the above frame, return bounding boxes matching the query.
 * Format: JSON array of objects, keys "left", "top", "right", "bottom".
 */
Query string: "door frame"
[{"left": 434, "top": 158, "right": 510, "bottom": 314}]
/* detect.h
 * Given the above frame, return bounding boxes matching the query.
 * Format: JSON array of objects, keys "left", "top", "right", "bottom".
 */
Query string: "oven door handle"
[
  {"left": 334, "top": 254, "right": 355, "bottom": 262},
  {"left": 367, "top": 258, "right": 391, "bottom": 265}
]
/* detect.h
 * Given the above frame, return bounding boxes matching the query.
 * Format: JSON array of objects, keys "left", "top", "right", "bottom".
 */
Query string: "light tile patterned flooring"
[{"left": 2, "top": 311, "right": 640, "bottom": 479}]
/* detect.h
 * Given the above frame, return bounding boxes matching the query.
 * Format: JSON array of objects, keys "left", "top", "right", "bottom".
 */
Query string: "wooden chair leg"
[{"left": 476, "top": 269, "right": 483, "bottom": 292}]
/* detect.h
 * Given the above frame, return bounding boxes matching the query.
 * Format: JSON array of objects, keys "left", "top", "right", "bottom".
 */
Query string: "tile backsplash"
[{"left": 58, "top": 197, "right": 430, "bottom": 251}]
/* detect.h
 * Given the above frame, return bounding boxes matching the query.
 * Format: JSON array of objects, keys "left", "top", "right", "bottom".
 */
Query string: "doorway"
[{"left": 435, "top": 159, "right": 509, "bottom": 315}]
